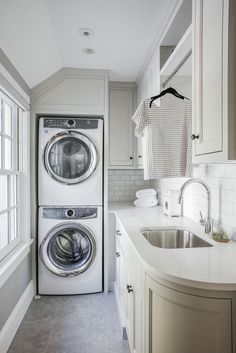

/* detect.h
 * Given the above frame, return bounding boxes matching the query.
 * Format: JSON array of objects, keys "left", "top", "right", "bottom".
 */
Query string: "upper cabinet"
[
  {"left": 109, "top": 82, "right": 136, "bottom": 168},
  {"left": 192, "top": 0, "right": 236, "bottom": 162},
  {"left": 31, "top": 68, "right": 109, "bottom": 116}
]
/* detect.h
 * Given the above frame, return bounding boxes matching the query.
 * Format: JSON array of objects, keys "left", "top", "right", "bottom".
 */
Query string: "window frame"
[{"left": 0, "top": 90, "right": 29, "bottom": 262}]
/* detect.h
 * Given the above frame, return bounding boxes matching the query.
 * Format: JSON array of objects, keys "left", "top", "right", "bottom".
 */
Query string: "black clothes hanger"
[{"left": 149, "top": 87, "right": 190, "bottom": 108}]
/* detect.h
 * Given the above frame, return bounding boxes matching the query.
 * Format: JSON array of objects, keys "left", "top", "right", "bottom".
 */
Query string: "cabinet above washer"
[
  {"left": 31, "top": 68, "right": 109, "bottom": 115},
  {"left": 108, "top": 82, "right": 137, "bottom": 169}
]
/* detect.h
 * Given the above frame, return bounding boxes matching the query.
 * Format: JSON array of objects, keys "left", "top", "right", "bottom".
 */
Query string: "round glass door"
[
  {"left": 44, "top": 131, "right": 97, "bottom": 184},
  {"left": 40, "top": 223, "right": 96, "bottom": 277}
]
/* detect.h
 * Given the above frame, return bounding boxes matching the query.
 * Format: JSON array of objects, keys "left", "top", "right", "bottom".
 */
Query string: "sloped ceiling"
[{"left": 0, "top": 0, "right": 175, "bottom": 88}]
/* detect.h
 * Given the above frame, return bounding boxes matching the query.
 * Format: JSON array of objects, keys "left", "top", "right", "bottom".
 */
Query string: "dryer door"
[
  {"left": 40, "top": 222, "right": 96, "bottom": 277},
  {"left": 44, "top": 131, "right": 98, "bottom": 184}
]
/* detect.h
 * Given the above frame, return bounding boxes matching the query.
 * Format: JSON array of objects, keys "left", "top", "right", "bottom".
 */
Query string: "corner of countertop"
[{"left": 108, "top": 201, "right": 135, "bottom": 212}]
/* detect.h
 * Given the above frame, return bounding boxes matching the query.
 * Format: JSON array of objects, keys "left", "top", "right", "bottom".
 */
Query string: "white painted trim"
[
  {"left": 0, "top": 63, "right": 30, "bottom": 104},
  {"left": 0, "top": 281, "right": 33, "bottom": 353},
  {"left": 103, "top": 75, "right": 109, "bottom": 293},
  {"left": 108, "top": 280, "right": 115, "bottom": 292},
  {"left": 0, "top": 240, "right": 33, "bottom": 289},
  {"left": 136, "top": 0, "right": 182, "bottom": 84},
  {"left": 31, "top": 67, "right": 110, "bottom": 97}
]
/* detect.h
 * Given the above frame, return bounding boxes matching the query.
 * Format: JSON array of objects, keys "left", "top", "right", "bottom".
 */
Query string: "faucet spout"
[{"left": 178, "top": 178, "right": 212, "bottom": 234}]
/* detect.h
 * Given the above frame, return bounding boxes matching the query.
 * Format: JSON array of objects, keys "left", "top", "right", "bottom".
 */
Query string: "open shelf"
[{"left": 160, "top": 24, "right": 192, "bottom": 78}]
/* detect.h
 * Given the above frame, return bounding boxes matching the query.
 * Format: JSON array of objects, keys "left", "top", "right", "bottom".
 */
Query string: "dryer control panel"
[
  {"left": 43, "top": 118, "right": 99, "bottom": 129},
  {"left": 43, "top": 207, "right": 98, "bottom": 220}
]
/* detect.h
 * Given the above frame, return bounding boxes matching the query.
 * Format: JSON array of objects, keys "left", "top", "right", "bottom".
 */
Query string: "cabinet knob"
[
  {"left": 191, "top": 134, "right": 200, "bottom": 140},
  {"left": 138, "top": 155, "right": 142, "bottom": 158},
  {"left": 116, "top": 230, "right": 122, "bottom": 236},
  {"left": 129, "top": 156, "right": 133, "bottom": 160},
  {"left": 126, "top": 284, "right": 133, "bottom": 293},
  {"left": 116, "top": 251, "right": 120, "bottom": 258}
]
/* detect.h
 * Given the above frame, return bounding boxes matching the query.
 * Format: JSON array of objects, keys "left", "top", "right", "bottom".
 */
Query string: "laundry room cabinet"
[
  {"left": 192, "top": 0, "right": 236, "bottom": 163},
  {"left": 109, "top": 82, "right": 137, "bottom": 168},
  {"left": 114, "top": 213, "right": 236, "bottom": 353},
  {"left": 31, "top": 68, "right": 109, "bottom": 115},
  {"left": 145, "top": 275, "right": 232, "bottom": 353},
  {"left": 115, "top": 219, "right": 143, "bottom": 353}
]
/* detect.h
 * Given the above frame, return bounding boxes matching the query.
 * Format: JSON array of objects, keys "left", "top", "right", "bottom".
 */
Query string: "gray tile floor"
[{"left": 7, "top": 292, "right": 130, "bottom": 353}]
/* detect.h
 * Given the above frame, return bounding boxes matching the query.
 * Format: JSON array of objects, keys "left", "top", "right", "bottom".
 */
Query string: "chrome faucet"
[{"left": 178, "top": 178, "right": 212, "bottom": 234}]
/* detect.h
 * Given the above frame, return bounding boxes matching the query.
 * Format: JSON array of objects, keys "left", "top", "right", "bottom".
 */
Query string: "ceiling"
[{"left": 0, "top": 0, "right": 176, "bottom": 88}]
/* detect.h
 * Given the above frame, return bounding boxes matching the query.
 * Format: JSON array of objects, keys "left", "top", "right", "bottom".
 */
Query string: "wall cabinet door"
[
  {"left": 32, "top": 71, "right": 108, "bottom": 115},
  {"left": 145, "top": 275, "right": 232, "bottom": 353},
  {"left": 193, "top": 0, "right": 224, "bottom": 157},
  {"left": 193, "top": 0, "right": 236, "bottom": 162},
  {"left": 109, "top": 85, "right": 136, "bottom": 168}
]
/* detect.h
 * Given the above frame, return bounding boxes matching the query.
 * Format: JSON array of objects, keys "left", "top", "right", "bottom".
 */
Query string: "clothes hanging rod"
[{"left": 162, "top": 49, "right": 192, "bottom": 88}]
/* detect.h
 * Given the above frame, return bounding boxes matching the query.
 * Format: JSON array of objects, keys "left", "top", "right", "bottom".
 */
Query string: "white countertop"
[{"left": 109, "top": 202, "right": 236, "bottom": 291}]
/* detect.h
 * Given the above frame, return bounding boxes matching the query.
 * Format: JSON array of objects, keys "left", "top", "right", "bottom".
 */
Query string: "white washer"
[
  {"left": 38, "top": 117, "right": 103, "bottom": 206},
  {"left": 38, "top": 206, "right": 103, "bottom": 295}
]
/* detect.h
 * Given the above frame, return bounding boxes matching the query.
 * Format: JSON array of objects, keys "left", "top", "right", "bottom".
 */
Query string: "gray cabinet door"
[{"left": 145, "top": 275, "right": 232, "bottom": 353}]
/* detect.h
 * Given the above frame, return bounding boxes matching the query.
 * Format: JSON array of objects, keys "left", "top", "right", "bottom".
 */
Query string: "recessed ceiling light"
[
  {"left": 83, "top": 47, "right": 95, "bottom": 54},
  {"left": 79, "top": 28, "right": 95, "bottom": 38}
]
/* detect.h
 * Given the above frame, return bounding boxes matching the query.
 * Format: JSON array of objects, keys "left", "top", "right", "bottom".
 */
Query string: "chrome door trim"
[
  {"left": 40, "top": 222, "right": 96, "bottom": 277},
  {"left": 43, "top": 131, "right": 98, "bottom": 184}
]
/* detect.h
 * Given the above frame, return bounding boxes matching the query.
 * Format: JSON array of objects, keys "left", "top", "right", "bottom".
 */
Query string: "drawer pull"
[
  {"left": 116, "top": 251, "right": 120, "bottom": 258},
  {"left": 116, "top": 230, "right": 122, "bottom": 236},
  {"left": 126, "top": 284, "right": 133, "bottom": 293}
]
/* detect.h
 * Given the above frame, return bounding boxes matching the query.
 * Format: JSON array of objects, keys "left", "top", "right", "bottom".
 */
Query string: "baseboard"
[
  {"left": 108, "top": 280, "right": 115, "bottom": 292},
  {"left": 0, "top": 280, "right": 34, "bottom": 353}
]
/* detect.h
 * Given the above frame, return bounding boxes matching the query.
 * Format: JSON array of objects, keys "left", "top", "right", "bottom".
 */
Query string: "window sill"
[{"left": 0, "top": 239, "right": 33, "bottom": 289}]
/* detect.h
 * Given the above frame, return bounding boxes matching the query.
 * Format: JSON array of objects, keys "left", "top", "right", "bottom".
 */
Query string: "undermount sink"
[{"left": 141, "top": 228, "right": 213, "bottom": 249}]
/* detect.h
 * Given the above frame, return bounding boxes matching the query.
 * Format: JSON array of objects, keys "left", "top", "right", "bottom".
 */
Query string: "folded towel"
[
  {"left": 136, "top": 189, "right": 157, "bottom": 198},
  {"left": 136, "top": 195, "right": 157, "bottom": 201},
  {"left": 134, "top": 198, "right": 158, "bottom": 208}
]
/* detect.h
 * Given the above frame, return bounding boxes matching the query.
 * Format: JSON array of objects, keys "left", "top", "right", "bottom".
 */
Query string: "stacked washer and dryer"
[{"left": 38, "top": 117, "right": 103, "bottom": 295}]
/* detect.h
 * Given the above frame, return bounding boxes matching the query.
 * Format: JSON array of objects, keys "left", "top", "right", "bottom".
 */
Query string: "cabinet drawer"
[{"left": 115, "top": 218, "right": 129, "bottom": 256}]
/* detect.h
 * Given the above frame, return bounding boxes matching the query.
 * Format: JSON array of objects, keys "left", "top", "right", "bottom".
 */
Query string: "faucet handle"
[{"left": 199, "top": 211, "right": 205, "bottom": 226}]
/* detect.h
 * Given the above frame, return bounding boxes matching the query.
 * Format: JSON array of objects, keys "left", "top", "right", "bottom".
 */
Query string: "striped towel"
[{"left": 132, "top": 95, "right": 192, "bottom": 179}]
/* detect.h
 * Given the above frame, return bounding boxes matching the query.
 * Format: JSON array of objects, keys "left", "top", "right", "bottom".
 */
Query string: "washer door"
[
  {"left": 40, "top": 223, "right": 96, "bottom": 277},
  {"left": 44, "top": 131, "right": 97, "bottom": 184}
]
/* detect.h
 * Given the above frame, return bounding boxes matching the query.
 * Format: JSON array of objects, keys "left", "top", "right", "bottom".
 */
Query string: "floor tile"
[{"left": 7, "top": 292, "right": 130, "bottom": 353}]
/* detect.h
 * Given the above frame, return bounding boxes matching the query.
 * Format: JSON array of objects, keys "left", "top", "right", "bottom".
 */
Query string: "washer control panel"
[
  {"left": 43, "top": 118, "right": 99, "bottom": 129},
  {"left": 43, "top": 207, "right": 98, "bottom": 219}
]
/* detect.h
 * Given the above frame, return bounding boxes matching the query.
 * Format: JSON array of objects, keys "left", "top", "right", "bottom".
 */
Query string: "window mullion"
[
  {"left": 7, "top": 174, "right": 11, "bottom": 246},
  {"left": 1, "top": 102, "right": 5, "bottom": 169}
]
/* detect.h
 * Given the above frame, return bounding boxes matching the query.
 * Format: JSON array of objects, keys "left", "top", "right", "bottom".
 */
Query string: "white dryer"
[
  {"left": 38, "top": 117, "right": 103, "bottom": 206},
  {"left": 38, "top": 206, "right": 103, "bottom": 295}
]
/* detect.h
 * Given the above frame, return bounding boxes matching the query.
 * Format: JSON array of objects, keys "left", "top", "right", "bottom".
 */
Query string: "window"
[{"left": 0, "top": 91, "right": 22, "bottom": 261}]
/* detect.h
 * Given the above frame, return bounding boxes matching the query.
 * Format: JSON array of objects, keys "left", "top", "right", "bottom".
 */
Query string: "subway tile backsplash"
[
  {"left": 152, "top": 164, "right": 236, "bottom": 240},
  {"left": 108, "top": 169, "right": 151, "bottom": 202}
]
